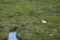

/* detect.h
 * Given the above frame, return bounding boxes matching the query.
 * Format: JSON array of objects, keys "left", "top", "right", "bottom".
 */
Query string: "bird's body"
[{"left": 41, "top": 19, "right": 47, "bottom": 23}]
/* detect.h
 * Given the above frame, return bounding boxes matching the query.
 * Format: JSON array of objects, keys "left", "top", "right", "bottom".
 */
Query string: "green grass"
[{"left": 0, "top": 0, "right": 60, "bottom": 40}]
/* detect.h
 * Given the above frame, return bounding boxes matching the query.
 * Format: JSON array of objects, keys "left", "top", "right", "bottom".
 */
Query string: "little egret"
[{"left": 41, "top": 19, "right": 47, "bottom": 23}]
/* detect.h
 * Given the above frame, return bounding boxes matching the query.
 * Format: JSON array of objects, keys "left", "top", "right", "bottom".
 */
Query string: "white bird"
[{"left": 41, "top": 19, "right": 47, "bottom": 23}]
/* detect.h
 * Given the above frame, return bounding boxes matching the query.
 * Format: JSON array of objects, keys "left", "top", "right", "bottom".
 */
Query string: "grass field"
[{"left": 0, "top": 0, "right": 60, "bottom": 40}]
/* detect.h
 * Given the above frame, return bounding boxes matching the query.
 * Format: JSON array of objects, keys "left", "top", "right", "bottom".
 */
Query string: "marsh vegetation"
[{"left": 0, "top": 0, "right": 60, "bottom": 40}]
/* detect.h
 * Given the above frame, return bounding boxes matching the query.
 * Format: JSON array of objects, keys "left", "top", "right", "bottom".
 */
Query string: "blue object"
[{"left": 8, "top": 32, "right": 17, "bottom": 40}]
